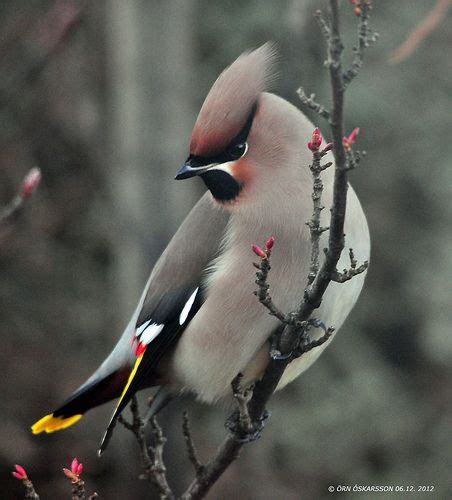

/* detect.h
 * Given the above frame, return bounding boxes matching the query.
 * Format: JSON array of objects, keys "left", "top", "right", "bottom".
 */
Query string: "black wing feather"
[{"left": 98, "top": 286, "right": 203, "bottom": 454}]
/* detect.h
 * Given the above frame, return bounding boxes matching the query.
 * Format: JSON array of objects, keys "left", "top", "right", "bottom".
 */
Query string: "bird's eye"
[{"left": 229, "top": 142, "right": 248, "bottom": 160}]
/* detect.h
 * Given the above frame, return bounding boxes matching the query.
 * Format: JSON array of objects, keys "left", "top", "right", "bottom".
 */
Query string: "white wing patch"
[
  {"left": 179, "top": 288, "right": 199, "bottom": 325},
  {"left": 135, "top": 321, "right": 164, "bottom": 345},
  {"left": 135, "top": 319, "right": 151, "bottom": 336}
]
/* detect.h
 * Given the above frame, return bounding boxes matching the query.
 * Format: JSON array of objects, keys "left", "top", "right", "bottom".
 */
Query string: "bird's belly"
[{"left": 169, "top": 255, "right": 302, "bottom": 402}]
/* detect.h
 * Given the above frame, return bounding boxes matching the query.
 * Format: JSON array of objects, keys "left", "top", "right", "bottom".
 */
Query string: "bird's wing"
[
  {"left": 32, "top": 192, "right": 229, "bottom": 438},
  {"left": 98, "top": 192, "right": 229, "bottom": 453}
]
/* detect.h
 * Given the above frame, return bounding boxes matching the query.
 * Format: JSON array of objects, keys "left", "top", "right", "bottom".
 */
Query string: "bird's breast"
[{"left": 169, "top": 222, "right": 310, "bottom": 403}]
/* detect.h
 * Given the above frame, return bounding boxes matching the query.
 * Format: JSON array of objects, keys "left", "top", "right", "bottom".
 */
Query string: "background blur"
[{"left": 1, "top": 1, "right": 451, "bottom": 498}]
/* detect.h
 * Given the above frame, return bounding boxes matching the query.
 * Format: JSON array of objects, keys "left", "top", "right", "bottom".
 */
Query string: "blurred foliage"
[{"left": 0, "top": 0, "right": 451, "bottom": 498}]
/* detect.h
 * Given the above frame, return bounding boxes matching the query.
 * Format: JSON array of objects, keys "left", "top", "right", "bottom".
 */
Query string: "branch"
[
  {"left": 119, "top": 397, "right": 174, "bottom": 500},
  {"left": 297, "top": 87, "right": 330, "bottom": 120},
  {"left": 389, "top": 0, "right": 452, "bottom": 64},
  {"left": 332, "top": 247, "right": 369, "bottom": 283},
  {"left": 343, "top": 1, "right": 377, "bottom": 86},
  {"left": 182, "top": 412, "right": 204, "bottom": 477},
  {"left": 252, "top": 238, "right": 288, "bottom": 324}
]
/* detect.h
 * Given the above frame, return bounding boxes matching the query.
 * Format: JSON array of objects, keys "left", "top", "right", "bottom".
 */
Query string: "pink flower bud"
[
  {"left": 71, "top": 458, "right": 79, "bottom": 475},
  {"left": 76, "top": 463, "right": 83, "bottom": 475},
  {"left": 251, "top": 244, "right": 266, "bottom": 259},
  {"left": 21, "top": 167, "right": 41, "bottom": 199},
  {"left": 342, "top": 128, "right": 360, "bottom": 151},
  {"left": 348, "top": 127, "right": 360, "bottom": 143},
  {"left": 265, "top": 236, "right": 275, "bottom": 252},
  {"left": 12, "top": 465, "right": 28, "bottom": 480},
  {"left": 63, "top": 467, "right": 78, "bottom": 482},
  {"left": 308, "top": 128, "right": 323, "bottom": 151}
]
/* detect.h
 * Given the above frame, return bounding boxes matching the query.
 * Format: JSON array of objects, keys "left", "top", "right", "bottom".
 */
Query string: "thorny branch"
[{"left": 120, "top": 2, "right": 374, "bottom": 499}]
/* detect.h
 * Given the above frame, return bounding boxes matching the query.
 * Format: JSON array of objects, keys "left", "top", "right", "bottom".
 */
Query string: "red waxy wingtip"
[{"left": 135, "top": 342, "right": 146, "bottom": 357}]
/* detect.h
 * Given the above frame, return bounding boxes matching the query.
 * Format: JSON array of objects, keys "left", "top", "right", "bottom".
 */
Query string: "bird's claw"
[{"left": 225, "top": 409, "right": 270, "bottom": 443}]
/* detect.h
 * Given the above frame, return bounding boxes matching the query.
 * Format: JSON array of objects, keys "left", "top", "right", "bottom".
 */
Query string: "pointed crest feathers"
[{"left": 190, "top": 42, "right": 278, "bottom": 157}]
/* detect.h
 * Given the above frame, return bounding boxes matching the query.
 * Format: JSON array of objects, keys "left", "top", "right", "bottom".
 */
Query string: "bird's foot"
[{"left": 225, "top": 409, "right": 270, "bottom": 443}]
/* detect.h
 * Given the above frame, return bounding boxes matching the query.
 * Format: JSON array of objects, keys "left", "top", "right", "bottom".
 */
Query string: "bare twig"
[
  {"left": 23, "top": 479, "right": 39, "bottom": 500},
  {"left": 306, "top": 138, "right": 333, "bottom": 286},
  {"left": 343, "top": 1, "right": 377, "bottom": 86},
  {"left": 297, "top": 87, "right": 330, "bottom": 120},
  {"left": 389, "top": 0, "right": 452, "bottom": 64},
  {"left": 314, "top": 9, "right": 331, "bottom": 41},
  {"left": 253, "top": 242, "right": 288, "bottom": 324},
  {"left": 70, "top": 479, "right": 86, "bottom": 500},
  {"left": 332, "top": 247, "right": 368, "bottom": 283},
  {"left": 119, "top": 397, "right": 174, "bottom": 500},
  {"left": 182, "top": 412, "right": 204, "bottom": 476}
]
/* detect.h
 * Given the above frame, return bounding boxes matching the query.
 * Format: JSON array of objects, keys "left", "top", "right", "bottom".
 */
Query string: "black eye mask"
[{"left": 185, "top": 102, "right": 257, "bottom": 168}]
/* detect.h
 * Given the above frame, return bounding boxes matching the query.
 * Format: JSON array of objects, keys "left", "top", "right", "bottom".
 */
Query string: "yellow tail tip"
[{"left": 31, "top": 413, "right": 82, "bottom": 434}]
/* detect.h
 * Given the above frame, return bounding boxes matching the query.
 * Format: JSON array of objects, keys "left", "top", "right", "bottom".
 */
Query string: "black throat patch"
[{"left": 200, "top": 170, "right": 242, "bottom": 202}]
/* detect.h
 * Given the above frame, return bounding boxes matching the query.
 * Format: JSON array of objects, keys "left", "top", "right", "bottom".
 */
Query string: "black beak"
[{"left": 175, "top": 162, "right": 214, "bottom": 180}]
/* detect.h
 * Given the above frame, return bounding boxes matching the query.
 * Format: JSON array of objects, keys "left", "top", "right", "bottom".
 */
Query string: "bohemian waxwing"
[{"left": 32, "top": 43, "right": 370, "bottom": 454}]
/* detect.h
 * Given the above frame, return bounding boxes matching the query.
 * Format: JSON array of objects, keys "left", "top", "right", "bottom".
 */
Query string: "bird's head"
[{"left": 176, "top": 43, "right": 308, "bottom": 208}]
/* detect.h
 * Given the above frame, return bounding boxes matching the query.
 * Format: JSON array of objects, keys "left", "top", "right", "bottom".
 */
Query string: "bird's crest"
[{"left": 190, "top": 42, "right": 278, "bottom": 157}]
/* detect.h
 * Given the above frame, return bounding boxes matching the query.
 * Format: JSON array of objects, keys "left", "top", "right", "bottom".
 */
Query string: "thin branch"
[
  {"left": 71, "top": 479, "right": 86, "bottom": 500},
  {"left": 343, "top": 1, "right": 376, "bottom": 86},
  {"left": 332, "top": 247, "right": 369, "bottom": 283},
  {"left": 182, "top": 412, "right": 204, "bottom": 476},
  {"left": 253, "top": 246, "right": 288, "bottom": 324},
  {"left": 297, "top": 87, "right": 330, "bottom": 120},
  {"left": 314, "top": 9, "right": 331, "bottom": 41},
  {"left": 305, "top": 142, "right": 332, "bottom": 286},
  {"left": 23, "top": 479, "right": 40, "bottom": 500},
  {"left": 389, "top": 0, "right": 452, "bottom": 64},
  {"left": 119, "top": 397, "right": 174, "bottom": 500}
]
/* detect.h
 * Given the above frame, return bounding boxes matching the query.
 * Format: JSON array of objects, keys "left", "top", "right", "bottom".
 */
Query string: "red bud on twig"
[
  {"left": 12, "top": 464, "right": 28, "bottom": 480},
  {"left": 308, "top": 127, "right": 323, "bottom": 151},
  {"left": 20, "top": 167, "right": 41, "bottom": 200},
  {"left": 63, "top": 467, "right": 78, "bottom": 482},
  {"left": 342, "top": 127, "right": 360, "bottom": 151},
  {"left": 251, "top": 244, "right": 266, "bottom": 259},
  {"left": 265, "top": 236, "right": 275, "bottom": 252},
  {"left": 64, "top": 457, "right": 83, "bottom": 483}
]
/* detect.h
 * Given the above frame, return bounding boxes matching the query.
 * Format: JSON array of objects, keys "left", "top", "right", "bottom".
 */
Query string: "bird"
[{"left": 31, "top": 43, "right": 370, "bottom": 454}]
